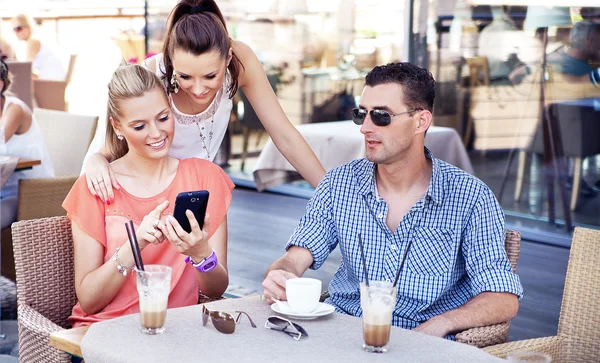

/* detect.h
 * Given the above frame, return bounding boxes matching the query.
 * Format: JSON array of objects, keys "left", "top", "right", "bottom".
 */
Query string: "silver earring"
[
  {"left": 117, "top": 134, "right": 124, "bottom": 141},
  {"left": 170, "top": 72, "right": 179, "bottom": 94}
]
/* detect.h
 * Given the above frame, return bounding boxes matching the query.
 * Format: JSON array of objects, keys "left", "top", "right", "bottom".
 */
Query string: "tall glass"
[
  {"left": 136, "top": 265, "right": 172, "bottom": 335},
  {"left": 360, "top": 281, "right": 397, "bottom": 353}
]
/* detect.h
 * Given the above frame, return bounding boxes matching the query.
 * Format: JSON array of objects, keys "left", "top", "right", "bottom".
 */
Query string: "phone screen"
[{"left": 172, "top": 190, "right": 209, "bottom": 233}]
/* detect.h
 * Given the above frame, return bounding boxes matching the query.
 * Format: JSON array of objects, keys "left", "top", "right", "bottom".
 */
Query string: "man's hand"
[
  {"left": 261, "top": 270, "right": 298, "bottom": 304},
  {"left": 413, "top": 315, "right": 453, "bottom": 338}
]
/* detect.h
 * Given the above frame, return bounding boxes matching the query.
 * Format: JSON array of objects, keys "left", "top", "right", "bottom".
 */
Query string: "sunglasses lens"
[
  {"left": 351, "top": 108, "right": 366, "bottom": 125},
  {"left": 267, "top": 316, "right": 289, "bottom": 329},
  {"left": 212, "top": 315, "right": 235, "bottom": 334},
  {"left": 371, "top": 110, "right": 391, "bottom": 126},
  {"left": 13, "top": 26, "right": 23, "bottom": 32}
]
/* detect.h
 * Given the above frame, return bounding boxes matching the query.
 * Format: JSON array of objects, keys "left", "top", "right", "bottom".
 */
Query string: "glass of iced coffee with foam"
[
  {"left": 360, "top": 281, "right": 397, "bottom": 353},
  {"left": 136, "top": 265, "right": 172, "bottom": 335}
]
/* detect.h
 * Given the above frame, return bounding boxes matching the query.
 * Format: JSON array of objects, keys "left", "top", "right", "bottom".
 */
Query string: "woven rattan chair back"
[
  {"left": 556, "top": 227, "right": 600, "bottom": 361},
  {"left": 505, "top": 229, "right": 521, "bottom": 273},
  {"left": 12, "top": 216, "right": 77, "bottom": 328},
  {"left": 17, "top": 176, "right": 77, "bottom": 221}
]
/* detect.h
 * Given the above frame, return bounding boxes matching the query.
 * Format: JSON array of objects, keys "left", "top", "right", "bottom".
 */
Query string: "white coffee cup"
[{"left": 286, "top": 278, "right": 322, "bottom": 313}]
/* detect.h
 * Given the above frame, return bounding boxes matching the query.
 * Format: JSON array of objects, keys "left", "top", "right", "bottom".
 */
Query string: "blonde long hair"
[{"left": 105, "top": 64, "right": 167, "bottom": 160}]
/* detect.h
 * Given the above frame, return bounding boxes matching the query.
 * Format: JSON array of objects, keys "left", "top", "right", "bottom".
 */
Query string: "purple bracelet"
[{"left": 185, "top": 250, "right": 218, "bottom": 273}]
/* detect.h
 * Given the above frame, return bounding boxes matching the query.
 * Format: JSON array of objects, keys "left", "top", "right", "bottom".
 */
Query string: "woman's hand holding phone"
[
  {"left": 136, "top": 201, "right": 169, "bottom": 249},
  {"left": 161, "top": 210, "right": 213, "bottom": 262}
]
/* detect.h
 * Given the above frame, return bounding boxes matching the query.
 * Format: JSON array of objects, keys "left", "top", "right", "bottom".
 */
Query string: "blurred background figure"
[
  {"left": 10, "top": 13, "right": 68, "bottom": 81},
  {"left": 477, "top": 6, "right": 522, "bottom": 84},
  {"left": 0, "top": 59, "right": 55, "bottom": 229}
]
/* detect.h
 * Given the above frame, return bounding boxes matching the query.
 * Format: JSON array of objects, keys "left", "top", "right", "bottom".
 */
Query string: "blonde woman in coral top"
[{"left": 62, "top": 64, "right": 233, "bottom": 327}]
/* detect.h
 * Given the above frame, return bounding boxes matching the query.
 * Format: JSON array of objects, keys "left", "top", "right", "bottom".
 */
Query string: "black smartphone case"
[{"left": 172, "top": 190, "right": 209, "bottom": 233}]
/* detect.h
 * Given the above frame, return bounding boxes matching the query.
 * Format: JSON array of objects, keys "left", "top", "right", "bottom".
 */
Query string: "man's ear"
[{"left": 416, "top": 110, "right": 432, "bottom": 135}]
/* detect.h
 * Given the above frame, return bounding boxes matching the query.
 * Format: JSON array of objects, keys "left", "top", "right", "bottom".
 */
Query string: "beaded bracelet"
[{"left": 113, "top": 247, "right": 134, "bottom": 276}]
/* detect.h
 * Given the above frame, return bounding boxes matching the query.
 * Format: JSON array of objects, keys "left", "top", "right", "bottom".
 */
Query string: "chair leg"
[
  {"left": 241, "top": 127, "right": 251, "bottom": 172},
  {"left": 463, "top": 116, "right": 474, "bottom": 147},
  {"left": 514, "top": 151, "right": 527, "bottom": 202},
  {"left": 255, "top": 130, "right": 264, "bottom": 148},
  {"left": 570, "top": 157, "right": 582, "bottom": 211}
]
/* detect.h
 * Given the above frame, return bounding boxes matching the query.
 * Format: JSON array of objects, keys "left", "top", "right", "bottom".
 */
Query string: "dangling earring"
[
  {"left": 170, "top": 72, "right": 179, "bottom": 94},
  {"left": 117, "top": 134, "right": 124, "bottom": 141}
]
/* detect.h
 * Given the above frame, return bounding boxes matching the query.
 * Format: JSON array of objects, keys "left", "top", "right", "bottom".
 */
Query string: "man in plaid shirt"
[{"left": 262, "top": 62, "right": 522, "bottom": 339}]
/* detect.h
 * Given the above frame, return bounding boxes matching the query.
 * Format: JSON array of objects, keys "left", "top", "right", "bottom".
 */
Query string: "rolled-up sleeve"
[
  {"left": 463, "top": 187, "right": 523, "bottom": 299},
  {"left": 286, "top": 173, "right": 339, "bottom": 270}
]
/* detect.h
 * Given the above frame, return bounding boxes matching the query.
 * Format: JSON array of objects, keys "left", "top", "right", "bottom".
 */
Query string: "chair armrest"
[
  {"left": 17, "top": 304, "right": 72, "bottom": 362},
  {"left": 18, "top": 303, "right": 65, "bottom": 335},
  {"left": 483, "top": 336, "right": 561, "bottom": 360},
  {"left": 455, "top": 321, "right": 510, "bottom": 348}
]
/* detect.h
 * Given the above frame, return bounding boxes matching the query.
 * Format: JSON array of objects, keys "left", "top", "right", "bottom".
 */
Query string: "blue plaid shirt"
[{"left": 286, "top": 148, "right": 523, "bottom": 335}]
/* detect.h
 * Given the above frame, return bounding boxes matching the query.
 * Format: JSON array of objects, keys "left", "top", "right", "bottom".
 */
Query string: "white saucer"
[{"left": 271, "top": 301, "right": 335, "bottom": 320}]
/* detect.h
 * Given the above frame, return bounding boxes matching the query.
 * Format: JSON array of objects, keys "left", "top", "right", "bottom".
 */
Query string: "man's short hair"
[
  {"left": 365, "top": 62, "right": 436, "bottom": 112},
  {"left": 570, "top": 20, "right": 600, "bottom": 50}
]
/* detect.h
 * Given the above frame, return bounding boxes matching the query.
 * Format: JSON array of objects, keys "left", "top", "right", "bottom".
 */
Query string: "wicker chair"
[
  {"left": 484, "top": 227, "right": 600, "bottom": 362},
  {"left": 319, "top": 229, "right": 521, "bottom": 348},
  {"left": 12, "top": 216, "right": 76, "bottom": 363}
]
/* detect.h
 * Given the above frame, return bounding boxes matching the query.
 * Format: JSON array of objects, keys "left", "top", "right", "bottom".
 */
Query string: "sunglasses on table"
[
  {"left": 202, "top": 305, "right": 256, "bottom": 334},
  {"left": 352, "top": 107, "right": 423, "bottom": 127},
  {"left": 265, "top": 316, "right": 308, "bottom": 341}
]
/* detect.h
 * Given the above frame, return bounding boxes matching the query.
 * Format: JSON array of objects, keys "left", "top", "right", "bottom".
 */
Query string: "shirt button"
[
  {"left": 390, "top": 244, "right": 397, "bottom": 250},
  {"left": 377, "top": 213, "right": 384, "bottom": 218}
]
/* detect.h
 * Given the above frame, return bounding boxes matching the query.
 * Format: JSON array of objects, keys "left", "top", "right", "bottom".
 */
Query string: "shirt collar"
[{"left": 353, "top": 147, "right": 444, "bottom": 205}]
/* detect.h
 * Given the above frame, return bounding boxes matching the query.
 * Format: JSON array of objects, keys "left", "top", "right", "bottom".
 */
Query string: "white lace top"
[{"left": 152, "top": 53, "right": 233, "bottom": 161}]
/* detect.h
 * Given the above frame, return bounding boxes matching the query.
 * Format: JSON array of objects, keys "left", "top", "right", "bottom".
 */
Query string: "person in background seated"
[
  {"left": 63, "top": 64, "right": 233, "bottom": 327},
  {"left": 477, "top": 6, "right": 522, "bottom": 84},
  {"left": 11, "top": 14, "right": 68, "bottom": 81},
  {"left": 262, "top": 62, "right": 523, "bottom": 340},
  {"left": 0, "top": 59, "right": 54, "bottom": 230},
  {"left": 509, "top": 20, "right": 600, "bottom": 87}
]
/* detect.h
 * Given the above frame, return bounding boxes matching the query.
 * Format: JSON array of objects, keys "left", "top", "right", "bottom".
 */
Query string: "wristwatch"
[{"left": 185, "top": 250, "right": 218, "bottom": 273}]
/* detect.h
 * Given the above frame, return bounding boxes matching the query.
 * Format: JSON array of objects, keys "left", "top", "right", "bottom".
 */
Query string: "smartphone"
[{"left": 172, "top": 190, "right": 210, "bottom": 233}]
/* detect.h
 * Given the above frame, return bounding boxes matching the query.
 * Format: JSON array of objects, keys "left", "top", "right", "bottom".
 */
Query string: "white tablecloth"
[
  {"left": 253, "top": 121, "right": 474, "bottom": 191},
  {"left": 80, "top": 296, "right": 503, "bottom": 363}
]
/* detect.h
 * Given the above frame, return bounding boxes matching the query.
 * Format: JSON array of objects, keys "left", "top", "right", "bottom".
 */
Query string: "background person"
[
  {"left": 0, "top": 59, "right": 54, "bottom": 229},
  {"left": 11, "top": 13, "right": 68, "bottom": 81},
  {"left": 83, "top": 0, "right": 326, "bottom": 204},
  {"left": 64, "top": 64, "right": 232, "bottom": 327}
]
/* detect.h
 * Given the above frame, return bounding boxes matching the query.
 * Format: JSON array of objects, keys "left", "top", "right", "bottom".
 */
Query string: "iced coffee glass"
[
  {"left": 136, "top": 265, "right": 172, "bottom": 335},
  {"left": 360, "top": 281, "right": 397, "bottom": 353}
]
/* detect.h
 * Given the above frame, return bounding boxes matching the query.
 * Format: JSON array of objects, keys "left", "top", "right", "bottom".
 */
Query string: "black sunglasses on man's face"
[{"left": 352, "top": 107, "right": 423, "bottom": 127}]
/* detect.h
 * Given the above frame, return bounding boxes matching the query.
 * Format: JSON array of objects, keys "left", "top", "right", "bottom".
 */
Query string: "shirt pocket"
[{"left": 405, "top": 227, "right": 456, "bottom": 276}]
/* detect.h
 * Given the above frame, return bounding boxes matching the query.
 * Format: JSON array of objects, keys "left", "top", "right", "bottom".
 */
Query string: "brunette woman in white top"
[
  {"left": 83, "top": 0, "right": 326, "bottom": 204},
  {"left": 11, "top": 14, "right": 68, "bottom": 81},
  {"left": 0, "top": 60, "right": 54, "bottom": 229}
]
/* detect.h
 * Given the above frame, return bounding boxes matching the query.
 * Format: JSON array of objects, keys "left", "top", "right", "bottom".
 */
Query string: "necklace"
[
  {"left": 196, "top": 118, "right": 215, "bottom": 159},
  {"left": 124, "top": 160, "right": 158, "bottom": 195}
]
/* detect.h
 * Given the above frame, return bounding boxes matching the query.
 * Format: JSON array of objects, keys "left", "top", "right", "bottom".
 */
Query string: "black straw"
[
  {"left": 129, "top": 220, "right": 144, "bottom": 271},
  {"left": 357, "top": 233, "right": 370, "bottom": 287},
  {"left": 393, "top": 240, "right": 413, "bottom": 288},
  {"left": 125, "top": 222, "right": 140, "bottom": 270}
]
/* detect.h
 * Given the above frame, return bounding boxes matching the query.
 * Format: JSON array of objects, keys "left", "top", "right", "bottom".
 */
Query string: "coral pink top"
[{"left": 62, "top": 158, "right": 234, "bottom": 327}]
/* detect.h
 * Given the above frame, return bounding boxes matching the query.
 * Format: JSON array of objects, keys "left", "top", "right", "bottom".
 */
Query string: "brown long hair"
[
  {"left": 162, "top": 0, "right": 242, "bottom": 98},
  {"left": 105, "top": 64, "right": 167, "bottom": 160}
]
